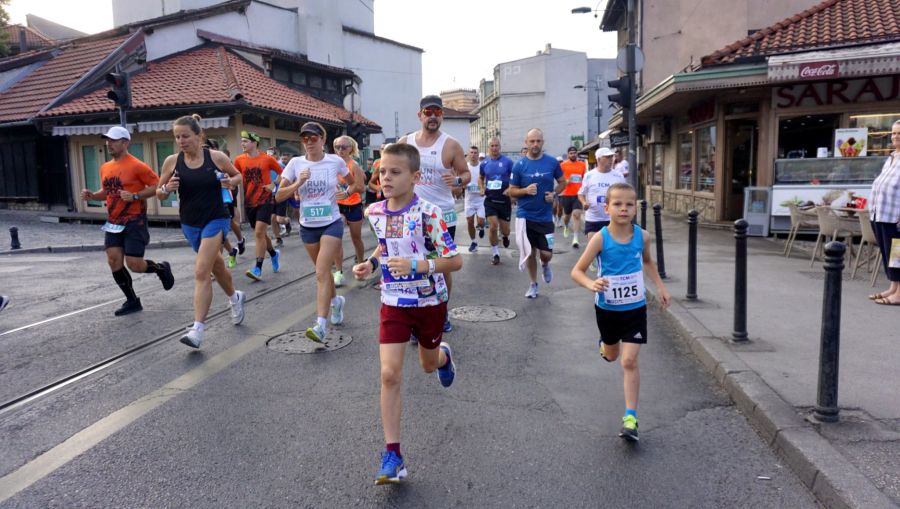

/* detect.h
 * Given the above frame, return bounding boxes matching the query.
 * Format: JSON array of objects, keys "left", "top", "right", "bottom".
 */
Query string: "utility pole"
[{"left": 626, "top": 0, "right": 638, "bottom": 195}]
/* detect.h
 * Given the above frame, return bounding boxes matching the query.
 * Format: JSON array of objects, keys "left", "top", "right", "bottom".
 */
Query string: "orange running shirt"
[
  {"left": 560, "top": 159, "right": 587, "bottom": 196},
  {"left": 337, "top": 159, "right": 362, "bottom": 206},
  {"left": 234, "top": 152, "right": 282, "bottom": 207},
  {"left": 100, "top": 153, "right": 159, "bottom": 224}
]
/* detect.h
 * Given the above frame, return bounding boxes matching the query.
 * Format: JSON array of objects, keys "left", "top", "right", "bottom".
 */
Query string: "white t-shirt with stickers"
[
  {"left": 579, "top": 170, "right": 627, "bottom": 222},
  {"left": 281, "top": 154, "right": 349, "bottom": 227},
  {"left": 365, "top": 195, "right": 459, "bottom": 307}
]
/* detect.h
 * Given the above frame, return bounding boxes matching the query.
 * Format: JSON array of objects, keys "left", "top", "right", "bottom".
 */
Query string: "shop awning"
[
  {"left": 50, "top": 117, "right": 229, "bottom": 136},
  {"left": 136, "top": 116, "right": 229, "bottom": 132},
  {"left": 52, "top": 124, "right": 136, "bottom": 136},
  {"left": 768, "top": 41, "right": 900, "bottom": 82}
]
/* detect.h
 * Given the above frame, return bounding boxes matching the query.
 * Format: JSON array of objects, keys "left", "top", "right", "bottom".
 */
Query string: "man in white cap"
[
  {"left": 579, "top": 147, "right": 627, "bottom": 242},
  {"left": 81, "top": 126, "right": 175, "bottom": 316}
]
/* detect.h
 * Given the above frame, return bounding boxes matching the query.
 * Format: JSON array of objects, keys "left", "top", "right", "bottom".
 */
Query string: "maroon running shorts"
[{"left": 379, "top": 302, "right": 448, "bottom": 349}]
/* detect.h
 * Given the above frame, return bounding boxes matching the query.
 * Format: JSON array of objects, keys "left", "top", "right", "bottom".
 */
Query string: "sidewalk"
[
  {"left": 648, "top": 213, "right": 899, "bottom": 509},
  {"left": 0, "top": 210, "right": 190, "bottom": 255}
]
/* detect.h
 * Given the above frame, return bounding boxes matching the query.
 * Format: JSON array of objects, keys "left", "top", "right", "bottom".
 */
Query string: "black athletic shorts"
[
  {"left": 339, "top": 202, "right": 364, "bottom": 222},
  {"left": 559, "top": 195, "right": 583, "bottom": 214},
  {"left": 484, "top": 198, "right": 512, "bottom": 222},
  {"left": 525, "top": 220, "right": 554, "bottom": 252},
  {"left": 595, "top": 305, "right": 648, "bottom": 345},
  {"left": 104, "top": 219, "right": 150, "bottom": 257},
  {"left": 585, "top": 220, "right": 610, "bottom": 234},
  {"left": 225, "top": 202, "right": 236, "bottom": 219},
  {"left": 274, "top": 201, "right": 288, "bottom": 216},
  {"left": 245, "top": 203, "right": 273, "bottom": 226}
]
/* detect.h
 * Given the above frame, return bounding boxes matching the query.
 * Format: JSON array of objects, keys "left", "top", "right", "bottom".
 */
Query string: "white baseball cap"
[
  {"left": 595, "top": 147, "right": 615, "bottom": 158},
  {"left": 101, "top": 126, "right": 131, "bottom": 140}
]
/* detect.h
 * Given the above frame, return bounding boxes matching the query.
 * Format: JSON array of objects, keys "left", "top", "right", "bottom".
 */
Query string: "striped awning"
[
  {"left": 50, "top": 117, "right": 229, "bottom": 136},
  {"left": 51, "top": 124, "right": 136, "bottom": 136}
]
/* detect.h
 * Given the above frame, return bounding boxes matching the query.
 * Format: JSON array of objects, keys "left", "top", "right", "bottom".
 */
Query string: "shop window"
[
  {"left": 650, "top": 144, "right": 663, "bottom": 187},
  {"left": 82, "top": 145, "right": 106, "bottom": 207},
  {"left": 127, "top": 143, "right": 144, "bottom": 161},
  {"left": 291, "top": 70, "right": 307, "bottom": 86},
  {"left": 276, "top": 138, "right": 301, "bottom": 158},
  {"left": 777, "top": 114, "right": 840, "bottom": 158},
  {"left": 326, "top": 78, "right": 339, "bottom": 91},
  {"left": 696, "top": 125, "right": 715, "bottom": 193},
  {"left": 242, "top": 113, "right": 268, "bottom": 128},
  {"left": 849, "top": 113, "right": 900, "bottom": 157},
  {"left": 677, "top": 132, "right": 693, "bottom": 190},
  {"left": 309, "top": 75, "right": 323, "bottom": 88},
  {"left": 272, "top": 66, "right": 289, "bottom": 82}
]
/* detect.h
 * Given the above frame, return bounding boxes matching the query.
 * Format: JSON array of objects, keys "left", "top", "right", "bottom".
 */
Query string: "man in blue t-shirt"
[
  {"left": 509, "top": 128, "right": 566, "bottom": 299},
  {"left": 479, "top": 136, "right": 515, "bottom": 265}
]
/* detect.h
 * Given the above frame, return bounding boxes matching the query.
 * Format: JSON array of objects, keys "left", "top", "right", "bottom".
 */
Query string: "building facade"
[{"left": 440, "top": 88, "right": 479, "bottom": 113}]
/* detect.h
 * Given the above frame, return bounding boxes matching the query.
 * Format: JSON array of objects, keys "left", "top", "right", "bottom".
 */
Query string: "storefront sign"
[
  {"left": 774, "top": 76, "right": 900, "bottom": 109},
  {"left": 609, "top": 131, "right": 630, "bottom": 147},
  {"left": 798, "top": 61, "right": 840, "bottom": 80},
  {"left": 834, "top": 128, "right": 868, "bottom": 157}
]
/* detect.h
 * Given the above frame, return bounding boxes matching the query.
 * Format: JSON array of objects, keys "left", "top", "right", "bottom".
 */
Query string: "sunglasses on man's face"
[
  {"left": 301, "top": 134, "right": 321, "bottom": 144},
  {"left": 421, "top": 107, "right": 443, "bottom": 117}
]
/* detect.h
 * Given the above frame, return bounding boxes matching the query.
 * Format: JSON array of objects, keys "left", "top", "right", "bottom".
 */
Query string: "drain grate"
[
  {"left": 448, "top": 305, "right": 517, "bottom": 322},
  {"left": 267, "top": 331, "right": 353, "bottom": 354}
]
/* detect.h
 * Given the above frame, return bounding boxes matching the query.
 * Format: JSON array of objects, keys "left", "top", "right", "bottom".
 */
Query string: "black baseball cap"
[
  {"left": 567, "top": 146, "right": 577, "bottom": 152},
  {"left": 300, "top": 122, "right": 324, "bottom": 136},
  {"left": 419, "top": 95, "right": 442, "bottom": 109}
]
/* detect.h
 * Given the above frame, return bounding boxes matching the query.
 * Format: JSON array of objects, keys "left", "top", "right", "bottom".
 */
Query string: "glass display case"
[{"left": 770, "top": 156, "right": 886, "bottom": 231}]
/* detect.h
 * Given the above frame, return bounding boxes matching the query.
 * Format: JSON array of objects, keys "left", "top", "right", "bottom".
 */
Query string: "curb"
[
  {"left": 648, "top": 291, "right": 896, "bottom": 509},
  {"left": 0, "top": 239, "right": 191, "bottom": 256}
]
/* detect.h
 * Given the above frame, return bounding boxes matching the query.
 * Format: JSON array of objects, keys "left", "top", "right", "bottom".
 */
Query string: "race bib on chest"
[
  {"left": 486, "top": 179, "right": 503, "bottom": 190},
  {"left": 303, "top": 205, "right": 332, "bottom": 218},
  {"left": 101, "top": 222, "right": 125, "bottom": 233},
  {"left": 604, "top": 271, "right": 645, "bottom": 305},
  {"left": 442, "top": 210, "right": 457, "bottom": 225},
  {"left": 570, "top": 174, "right": 582, "bottom": 183},
  {"left": 467, "top": 183, "right": 480, "bottom": 193}
]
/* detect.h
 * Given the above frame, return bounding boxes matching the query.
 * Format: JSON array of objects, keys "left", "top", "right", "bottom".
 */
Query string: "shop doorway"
[{"left": 725, "top": 119, "right": 758, "bottom": 220}]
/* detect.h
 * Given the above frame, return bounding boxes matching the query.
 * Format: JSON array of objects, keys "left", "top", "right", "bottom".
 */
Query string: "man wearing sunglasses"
[{"left": 399, "top": 95, "right": 471, "bottom": 333}]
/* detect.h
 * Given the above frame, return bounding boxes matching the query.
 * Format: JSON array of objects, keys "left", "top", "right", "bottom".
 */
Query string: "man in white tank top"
[
  {"left": 464, "top": 145, "right": 486, "bottom": 253},
  {"left": 400, "top": 95, "right": 470, "bottom": 333}
]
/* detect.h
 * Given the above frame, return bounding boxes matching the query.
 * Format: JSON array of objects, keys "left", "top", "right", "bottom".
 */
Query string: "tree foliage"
[{"left": 0, "top": 0, "right": 10, "bottom": 58}]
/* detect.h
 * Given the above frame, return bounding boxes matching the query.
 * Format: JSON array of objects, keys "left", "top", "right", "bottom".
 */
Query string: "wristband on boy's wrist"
[
  {"left": 427, "top": 259, "right": 436, "bottom": 276},
  {"left": 411, "top": 259, "right": 417, "bottom": 275},
  {"left": 369, "top": 256, "right": 378, "bottom": 272}
]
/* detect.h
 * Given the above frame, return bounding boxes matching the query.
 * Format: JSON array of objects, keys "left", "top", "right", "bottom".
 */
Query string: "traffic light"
[
  {"left": 106, "top": 72, "right": 130, "bottom": 108},
  {"left": 607, "top": 75, "right": 632, "bottom": 110},
  {"left": 346, "top": 120, "right": 366, "bottom": 147}
]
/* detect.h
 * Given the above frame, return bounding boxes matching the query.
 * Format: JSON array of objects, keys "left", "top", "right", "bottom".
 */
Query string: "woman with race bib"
[{"left": 276, "top": 122, "right": 355, "bottom": 342}]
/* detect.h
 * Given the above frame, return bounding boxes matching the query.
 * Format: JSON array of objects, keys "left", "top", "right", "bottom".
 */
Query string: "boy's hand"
[
  {"left": 590, "top": 277, "right": 609, "bottom": 293},
  {"left": 352, "top": 261, "right": 372, "bottom": 280},
  {"left": 657, "top": 286, "right": 671, "bottom": 308},
  {"left": 386, "top": 257, "right": 413, "bottom": 277}
]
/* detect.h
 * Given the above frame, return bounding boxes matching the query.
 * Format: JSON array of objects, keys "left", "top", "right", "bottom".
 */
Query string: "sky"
[{"left": 8, "top": 0, "right": 619, "bottom": 93}]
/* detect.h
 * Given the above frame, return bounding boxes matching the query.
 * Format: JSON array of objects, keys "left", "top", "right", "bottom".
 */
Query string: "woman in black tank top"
[{"left": 156, "top": 115, "right": 247, "bottom": 349}]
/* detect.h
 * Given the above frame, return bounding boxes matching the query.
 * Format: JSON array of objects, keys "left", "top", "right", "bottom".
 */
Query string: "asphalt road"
[{"left": 0, "top": 227, "right": 819, "bottom": 508}]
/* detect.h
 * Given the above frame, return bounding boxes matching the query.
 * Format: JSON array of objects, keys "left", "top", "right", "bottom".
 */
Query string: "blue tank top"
[{"left": 596, "top": 224, "right": 646, "bottom": 311}]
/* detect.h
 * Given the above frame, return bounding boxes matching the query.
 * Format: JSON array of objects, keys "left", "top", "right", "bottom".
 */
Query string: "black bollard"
[
  {"left": 9, "top": 226, "right": 21, "bottom": 250},
  {"left": 640, "top": 200, "right": 648, "bottom": 230},
  {"left": 732, "top": 219, "right": 748, "bottom": 342},
  {"left": 814, "top": 242, "right": 846, "bottom": 423},
  {"left": 686, "top": 210, "right": 698, "bottom": 300},
  {"left": 652, "top": 204, "right": 666, "bottom": 279}
]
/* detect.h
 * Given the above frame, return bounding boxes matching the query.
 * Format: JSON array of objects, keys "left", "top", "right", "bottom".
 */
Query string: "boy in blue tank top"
[{"left": 570, "top": 183, "right": 670, "bottom": 442}]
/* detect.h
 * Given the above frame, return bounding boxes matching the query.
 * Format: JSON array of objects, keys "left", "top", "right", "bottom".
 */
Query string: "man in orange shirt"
[
  {"left": 80, "top": 126, "right": 174, "bottom": 316},
  {"left": 559, "top": 146, "right": 587, "bottom": 249},
  {"left": 234, "top": 130, "right": 283, "bottom": 281}
]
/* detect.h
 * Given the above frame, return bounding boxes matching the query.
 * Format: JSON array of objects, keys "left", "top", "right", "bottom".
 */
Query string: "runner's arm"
[
  {"left": 210, "top": 150, "right": 242, "bottom": 189},
  {"left": 347, "top": 163, "right": 366, "bottom": 195},
  {"left": 571, "top": 232, "right": 607, "bottom": 292},
  {"left": 641, "top": 230, "right": 670, "bottom": 307},
  {"left": 155, "top": 155, "right": 178, "bottom": 199}
]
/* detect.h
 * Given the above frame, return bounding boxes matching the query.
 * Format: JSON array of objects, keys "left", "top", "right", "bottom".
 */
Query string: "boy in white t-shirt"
[{"left": 353, "top": 143, "right": 462, "bottom": 485}]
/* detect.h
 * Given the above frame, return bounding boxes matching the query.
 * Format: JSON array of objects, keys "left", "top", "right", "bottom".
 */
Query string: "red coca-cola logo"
[{"left": 799, "top": 61, "right": 839, "bottom": 80}]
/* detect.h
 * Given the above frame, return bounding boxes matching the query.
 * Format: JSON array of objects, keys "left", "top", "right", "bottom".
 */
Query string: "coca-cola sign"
[{"left": 798, "top": 61, "right": 840, "bottom": 80}]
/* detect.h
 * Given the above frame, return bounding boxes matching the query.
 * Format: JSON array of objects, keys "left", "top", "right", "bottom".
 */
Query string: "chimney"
[
  {"left": 19, "top": 27, "right": 28, "bottom": 52},
  {"left": 544, "top": 43, "right": 551, "bottom": 54}
]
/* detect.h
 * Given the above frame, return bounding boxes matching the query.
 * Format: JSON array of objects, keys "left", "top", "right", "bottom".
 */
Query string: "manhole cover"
[
  {"left": 448, "top": 305, "right": 517, "bottom": 322},
  {"left": 266, "top": 331, "right": 353, "bottom": 354}
]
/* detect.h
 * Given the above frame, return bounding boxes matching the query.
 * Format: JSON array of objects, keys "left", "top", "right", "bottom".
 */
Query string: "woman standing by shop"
[
  {"left": 157, "top": 114, "right": 247, "bottom": 348},
  {"left": 276, "top": 122, "right": 355, "bottom": 341},
  {"left": 869, "top": 119, "right": 900, "bottom": 306},
  {"left": 331, "top": 135, "right": 367, "bottom": 287}
]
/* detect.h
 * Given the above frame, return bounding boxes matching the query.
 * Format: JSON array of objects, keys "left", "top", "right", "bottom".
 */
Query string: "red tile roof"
[
  {"left": 0, "top": 24, "right": 55, "bottom": 51},
  {"left": 0, "top": 35, "right": 128, "bottom": 123},
  {"left": 41, "top": 45, "right": 379, "bottom": 128},
  {"left": 702, "top": 0, "right": 900, "bottom": 66}
]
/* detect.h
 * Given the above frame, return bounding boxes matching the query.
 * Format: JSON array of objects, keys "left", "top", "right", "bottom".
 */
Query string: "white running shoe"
[
  {"left": 230, "top": 290, "right": 246, "bottom": 325},
  {"left": 525, "top": 283, "right": 538, "bottom": 299},
  {"left": 179, "top": 327, "right": 203, "bottom": 349},
  {"left": 330, "top": 295, "right": 345, "bottom": 325},
  {"left": 333, "top": 271, "right": 345, "bottom": 287}
]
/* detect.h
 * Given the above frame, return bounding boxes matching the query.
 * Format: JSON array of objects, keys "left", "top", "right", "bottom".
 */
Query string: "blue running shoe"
[
  {"left": 437, "top": 342, "right": 456, "bottom": 387},
  {"left": 246, "top": 266, "right": 262, "bottom": 281},
  {"left": 375, "top": 450, "right": 406, "bottom": 485},
  {"left": 271, "top": 250, "right": 281, "bottom": 273},
  {"left": 443, "top": 317, "right": 452, "bottom": 333},
  {"left": 542, "top": 262, "right": 552, "bottom": 284}
]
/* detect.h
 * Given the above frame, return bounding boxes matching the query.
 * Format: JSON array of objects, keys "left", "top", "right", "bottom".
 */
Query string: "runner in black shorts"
[
  {"left": 81, "top": 126, "right": 174, "bottom": 317},
  {"left": 480, "top": 137, "right": 514, "bottom": 265},
  {"left": 234, "top": 131, "right": 283, "bottom": 281}
]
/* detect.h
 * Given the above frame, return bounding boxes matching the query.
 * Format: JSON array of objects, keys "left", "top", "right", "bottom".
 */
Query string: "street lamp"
[{"left": 574, "top": 81, "right": 602, "bottom": 143}]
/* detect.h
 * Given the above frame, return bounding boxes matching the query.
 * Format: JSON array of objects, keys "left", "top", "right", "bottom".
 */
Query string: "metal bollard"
[
  {"left": 686, "top": 210, "right": 698, "bottom": 300},
  {"left": 732, "top": 219, "right": 748, "bottom": 342},
  {"left": 640, "top": 200, "right": 647, "bottom": 230},
  {"left": 652, "top": 204, "right": 666, "bottom": 279},
  {"left": 814, "top": 242, "right": 846, "bottom": 423},
  {"left": 9, "top": 226, "right": 21, "bottom": 250}
]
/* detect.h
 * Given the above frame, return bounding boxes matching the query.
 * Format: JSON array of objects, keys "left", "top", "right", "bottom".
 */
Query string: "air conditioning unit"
[{"left": 648, "top": 120, "right": 669, "bottom": 144}]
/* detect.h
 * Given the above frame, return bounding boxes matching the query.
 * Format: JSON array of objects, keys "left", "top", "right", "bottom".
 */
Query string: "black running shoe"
[
  {"left": 502, "top": 236, "right": 510, "bottom": 248},
  {"left": 492, "top": 254, "right": 500, "bottom": 265},
  {"left": 478, "top": 227, "right": 485, "bottom": 239},
  {"left": 157, "top": 261, "right": 175, "bottom": 290},
  {"left": 237, "top": 237, "right": 246, "bottom": 255},
  {"left": 114, "top": 298, "right": 142, "bottom": 316},
  {"left": 285, "top": 222, "right": 292, "bottom": 235},
  {"left": 0, "top": 295, "right": 9, "bottom": 312}
]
